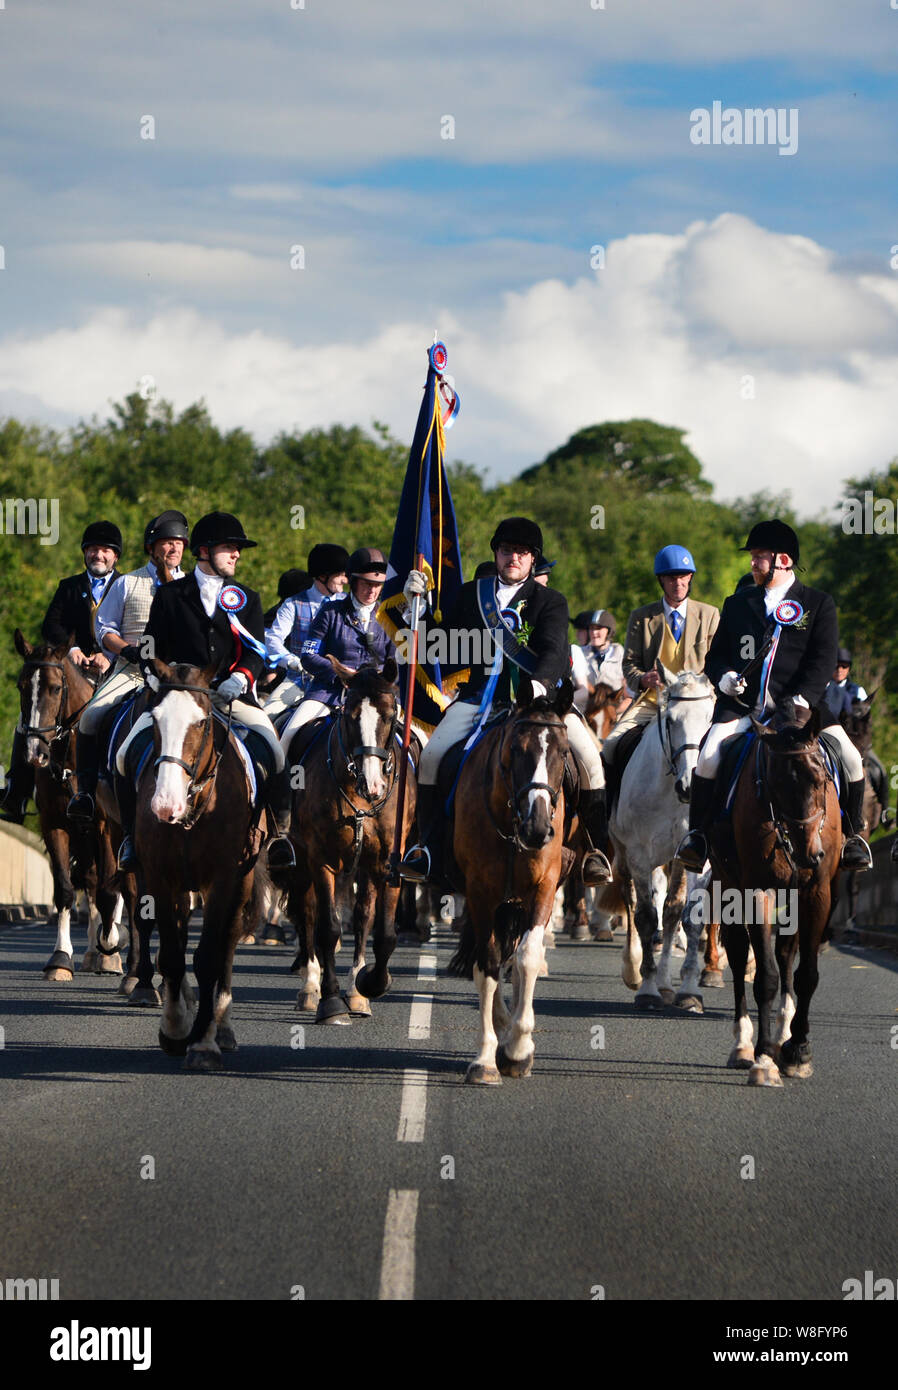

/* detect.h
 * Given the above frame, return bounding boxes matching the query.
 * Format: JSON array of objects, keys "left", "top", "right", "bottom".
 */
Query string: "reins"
[
  {"left": 19, "top": 657, "right": 97, "bottom": 784},
  {"left": 326, "top": 699, "right": 400, "bottom": 878},
  {"left": 151, "top": 682, "right": 233, "bottom": 829},
  {"left": 483, "top": 713, "right": 566, "bottom": 856},
  {"left": 753, "top": 735, "right": 833, "bottom": 880}
]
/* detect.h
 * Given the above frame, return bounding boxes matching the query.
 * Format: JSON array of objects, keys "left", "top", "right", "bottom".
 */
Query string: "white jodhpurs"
[
  {"left": 696, "top": 716, "right": 864, "bottom": 784},
  {"left": 278, "top": 698, "right": 331, "bottom": 757},
  {"left": 116, "top": 693, "right": 285, "bottom": 774},
  {"left": 418, "top": 701, "right": 604, "bottom": 790}
]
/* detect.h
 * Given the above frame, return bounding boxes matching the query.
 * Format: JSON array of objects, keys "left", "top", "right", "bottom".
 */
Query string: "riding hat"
[
  {"left": 588, "top": 608, "right": 616, "bottom": 637},
  {"left": 190, "top": 511, "right": 258, "bottom": 555},
  {"left": 348, "top": 546, "right": 388, "bottom": 581},
  {"left": 278, "top": 568, "right": 310, "bottom": 600},
  {"left": 81, "top": 520, "right": 122, "bottom": 555},
  {"left": 836, "top": 647, "right": 852, "bottom": 667},
  {"left": 489, "top": 517, "right": 543, "bottom": 556},
  {"left": 144, "top": 509, "right": 190, "bottom": 552},
  {"left": 534, "top": 555, "right": 556, "bottom": 576},
  {"left": 740, "top": 520, "right": 799, "bottom": 564},
  {"left": 654, "top": 545, "right": 696, "bottom": 576},
  {"left": 308, "top": 543, "right": 350, "bottom": 580}
]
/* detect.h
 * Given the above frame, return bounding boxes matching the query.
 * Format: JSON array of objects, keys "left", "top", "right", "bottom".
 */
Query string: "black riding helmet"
[
  {"left": 81, "top": 520, "right": 122, "bottom": 555},
  {"left": 308, "top": 543, "right": 350, "bottom": 580},
  {"left": 190, "top": 511, "right": 258, "bottom": 555},
  {"left": 740, "top": 519, "right": 800, "bottom": 565},
  {"left": 144, "top": 510, "right": 189, "bottom": 553},
  {"left": 490, "top": 516, "right": 543, "bottom": 556}
]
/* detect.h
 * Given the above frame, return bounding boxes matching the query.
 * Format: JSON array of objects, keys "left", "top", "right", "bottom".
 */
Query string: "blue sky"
[{"left": 0, "top": 0, "right": 896, "bottom": 514}]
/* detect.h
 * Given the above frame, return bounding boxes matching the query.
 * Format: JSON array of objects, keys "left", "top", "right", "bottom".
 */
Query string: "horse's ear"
[
  {"left": 554, "top": 677, "right": 574, "bottom": 717},
  {"left": 799, "top": 705, "right": 821, "bottom": 739},
  {"left": 14, "top": 628, "right": 32, "bottom": 659},
  {"left": 327, "top": 653, "right": 356, "bottom": 687},
  {"left": 53, "top": 631, "right": 76, "bottom": 661},
  {"left": 516, "top": 674, "right": 534, "bottom": 708},
  {"left": 658, "top": 660, "right": 676, "bottom": 687},
  {"left": 381, "top": 657, "right": 398, "bottom": 685},
  {"left": 199, "top": 662, "right": 218, "bottom": 687},
  {"left": 867, "top": 688, "right": 878, "bottom": 705},
  {"left": 146, "top": 656, "right": 175, "bottom": 694}
]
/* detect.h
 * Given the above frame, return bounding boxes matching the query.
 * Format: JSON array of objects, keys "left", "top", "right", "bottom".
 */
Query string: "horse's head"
[
  {"left": 335, "top": 658, "right": 400, "bottom": 802},
  {"left": 842, "top": 691, "right": 874, "bottom": 753},
  {"left": 146, "top": 659, "right": 216, "bottom": 824},
  {"left": 751, "top": 707, "right": 829, "bottom": 869},
  {"left": 500, "top": 675, "right": 573, "bottom": 850},
  {"left": 657, "top": 670, "right": 715, "bottom": 803},
  {"left": 13, "top": 628, "right": 75, "bottom": 767}
]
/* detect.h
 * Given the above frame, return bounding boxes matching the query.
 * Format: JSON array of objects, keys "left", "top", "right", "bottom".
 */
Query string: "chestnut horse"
[
  {"left": 137, "top": 660, "right": 262, "bottom": 1069},
  {"left": 278, "top": 658, "right": 415, "bottom": 1025},
  {"left": 448, "top": 676, "right": 575, "bottom": 1084},
  {"left": 710, "top": 709, "right": 840, "bottom": 1087},
  {"left": 11, "top": 630, "right": 129, "bottom": 980},
  {"left": 584, "top": 681, "right": 631, "bottom": 741}
]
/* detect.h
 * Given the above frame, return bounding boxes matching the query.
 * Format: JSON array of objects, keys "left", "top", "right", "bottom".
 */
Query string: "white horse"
[{"left": 610, "top": 670, "right": 715, "bottom": 1011}]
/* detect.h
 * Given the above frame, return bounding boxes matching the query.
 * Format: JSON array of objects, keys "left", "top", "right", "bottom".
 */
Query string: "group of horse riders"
[{"left": 0, "top": 507, "right": 881, "bottom": 883}]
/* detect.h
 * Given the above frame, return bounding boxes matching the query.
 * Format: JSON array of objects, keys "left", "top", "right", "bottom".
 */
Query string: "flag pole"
[{"left": 388, "top": 551, "right": 425, "bottom": 886}]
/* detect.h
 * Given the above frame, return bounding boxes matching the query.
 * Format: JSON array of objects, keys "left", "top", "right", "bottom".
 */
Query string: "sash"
[{"left": 476, "top": 576, "right": 540, "bottom": 677}]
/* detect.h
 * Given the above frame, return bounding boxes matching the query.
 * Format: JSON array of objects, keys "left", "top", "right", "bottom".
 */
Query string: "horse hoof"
[
  {"left": 782, "top": 1060, "right": 814, "bottom": 1079},
  {"left": 216, "top": 1025, "right": 238, "bottom": 1052},
  {"left": 592, "top": 926, "right": 614, "bottom": 942},
  {"left": 537, "top": 958, "right": 549, "bottom": 978},
  {"left": 748, "top": 1060, "right": 783, "bottom": 1088},
  {"left": 464, "top": 1063, "right": 502, "bottom": 1085},
  {"left": 119, "top": 975, "right": 139, "bottom": 995},
  {"left": 634, "top": 992, "right": 663, "bottom": 1011},
  {"left": 355, "top": 967, "right": 391, "bottom": 1000},
  {"left": 496, "top": 1045, "right": 533, "bottom": 1078},
  {"left": 674, "top": 991, "right": 704, "bottom": 1013},
  {"left": 659, "top": 988, "right": 676, "bottom": 1005},
  {"left": 129, "top": 986, "right": 162, "bottom": 1008},
  {"left": 158, "top": 1029, "right": 189, "bottom": 1057},
  {"left": 97, "top": 953, "right": 123, "bottom": 975},
  {"left": 568, "top": 923, "right": 590, "bottom": 942},
  {"left": 727, "top": 1048, "right": 755, "bottom": 1069},
  {"left": 343, "top": 992, "right": 372, "bottom": 1018},
  {"left": 700, "top": 968, "right": 725, "bottom": 989},
  {"left": 295, "top": 990, "right": 321, "bottom": 1012},
  {"left": 43, "top": 950, "right": 74, "bottom": 981},
  {"left": 237, "top": 934, "right": 256, "bottom": 946},
  {"left": 79, "top": 951, "right": 98, "bottom": 973},
  {"left": 316, "top": 995, "right": 351, "bottom": 1025},
  {"left": 184, "top": 1047, "right": 223, "bottom": 1072}
]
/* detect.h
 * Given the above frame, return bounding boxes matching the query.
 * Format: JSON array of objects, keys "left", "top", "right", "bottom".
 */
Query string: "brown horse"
[
  {"left": 448, "top": 676, "right": 575, "bottom": 1083},
  {"left": 278, "top": 658, "right": 415, "bottom": 1025},
  {"left": 584, "top": 681, "right": 631, "bottom": 740},
  {"left": 11, "top": 630, "right": 129, "bottom": 980},
  {"left": 137, "top": 660, "right": 263, "bottom": 1069},
  {"left": 840, "top": 694, "right": 884, "bottom": 925},
  {"left": 710, "top": 709, "right": 840, "bottom": 1087}
]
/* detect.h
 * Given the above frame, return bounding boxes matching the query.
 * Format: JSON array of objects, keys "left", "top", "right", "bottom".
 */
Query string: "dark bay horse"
[
  {"left": 278, "top": 658, "right": 415, "bottom": 1025},
  {"left": 584, "top": 680, "right": 631, "bottom": 741},
  {"left": 710, "top": 709, "right": 840, "bottom": 1087},
  {"left": 448, "top": 677, "right": 575, "bottom": 1084},
  {"left": 138, "top": 660, "right": 262, "bottom": 1069},
  {"left": 11, "top": 630, "right": 127, "bottom": 980},
  {"left": 841, "top": 694, "right": 883, "bottom": 925}
]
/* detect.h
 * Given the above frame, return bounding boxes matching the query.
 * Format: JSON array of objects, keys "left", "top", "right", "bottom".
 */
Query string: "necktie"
[{"left": 669, "top": 610, "right": 682, "bottom": 642}]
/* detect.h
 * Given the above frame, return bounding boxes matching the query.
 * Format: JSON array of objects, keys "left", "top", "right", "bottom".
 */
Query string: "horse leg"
[
  {"left": 747, "top": 901, "right": 783, "bottom": 1088},
  {"left": 344, "top": 874, "right": 375, "bottom": 1016},
  {"left": 772, "top": 933, "right": 798, "bottom": 1066},
  {"left": 656, "top": 862, "right": 687, "bottom": 1005},
  {"left": 314, "top": 867, "right": 350, "bottom": 1024},
  {"left": 42, "top": 828, "right": 76, "bottom": 980},
  {"left": 497, "top": 892, "right": 553, "bottom": 1077},
  {"left": 356, "top": 879, "right": 398, "bottom": 1000},
  {"left": 620, "top": 873, "right": 642, "bottom": 990},
  {"left": 722, "top": 923, "right": 754, "bottom": 1068},
  {"left": 291, "top": 879, "right": 321, "bottom": 1010},
  {"left": 185, "top": 873, "right": 250, "bottom": 1070},
  {"left": 466, "top": 965, "right": 502, "bottom": 1085},
  {"left": 675, "top": 871, "right": 705, "bottom": 1013},
  {"left": 780, "top": 889, "right": 825, "bottom": 1079},
  {"left": 700, "top": 920, "right": 726, "bottom": 989},
  {"left": 157, "top": 893, "right": 193, "bottom": 1055},
  {"left": 126, "top": 876, "right": 161, "bottom": 1006},
  {"left": 632, "top": 870, "right": 664, "bottom": 1010}
]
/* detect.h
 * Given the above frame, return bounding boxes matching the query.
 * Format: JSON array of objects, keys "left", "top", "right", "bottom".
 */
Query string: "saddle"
[
  {"left": 711, "top": 726, "right": 848, "bottom": 824},
  {"left": 602, "top": 721, "right": 646, "bottom": 815}
]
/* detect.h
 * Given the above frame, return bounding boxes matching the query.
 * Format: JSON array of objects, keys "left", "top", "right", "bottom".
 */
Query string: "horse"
[
  {"left": 840, "top": 693, "right": 883, "bottom": 926},
  {"left": 709, "top": 708, "right": 841, "bottom": 1086},
  {"left": 137, "top": 659, "right": 263, "bottom": 1069},
  {"left": 278, "top": 658, "right": 415, "bottom": 1025},
  {"left": 447, "top": 676, "right": 576, "bottom": 1084},
  {"left": 11, "top": 629, "right": 128, "bottom": 980},
  {"left": 584, "top": 681, "right": 630, "bottom": 741},
  {"left": 609, "top": 671, "right": 715, "bottom": 1012}
]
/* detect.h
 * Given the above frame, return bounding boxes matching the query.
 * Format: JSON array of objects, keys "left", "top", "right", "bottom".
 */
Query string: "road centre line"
[{"left": 378, "top": 1189, "right": 419, "bottom": 1300}]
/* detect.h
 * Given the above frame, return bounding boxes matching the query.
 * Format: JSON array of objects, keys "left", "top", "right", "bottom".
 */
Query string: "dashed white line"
[
  {"left": 408, "top": 996, "right": 433, "bottom": 1040},
  {"left": 378, "top": 1189, "right": 419, "bottom": 1300},
  {"left": 397, "top": 1068, "right": 428, "bottom": 1141}
]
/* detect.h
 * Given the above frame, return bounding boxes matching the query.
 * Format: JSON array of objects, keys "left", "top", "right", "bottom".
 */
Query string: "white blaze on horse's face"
[
  {"left": 358, "top": 697, "right": 386, "bottom": 800},
  {"left": 528, "top": 729, "right": 551, "bottom": 818},
  {"left": 26, "top": 669, "right": 43, "bottom": 764},
  {"left": 151, "top": 690, "right": 206, "bottom": 823}
]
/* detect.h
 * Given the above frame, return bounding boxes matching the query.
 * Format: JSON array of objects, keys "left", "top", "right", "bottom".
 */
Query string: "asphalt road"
[{"left": 2, "top": 915, "right": 897, "bottom": 1307}]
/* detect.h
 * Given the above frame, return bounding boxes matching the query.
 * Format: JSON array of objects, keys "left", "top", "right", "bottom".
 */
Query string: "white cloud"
[{"left": 1, "top": 216, "right": 897, "bottom": 514}]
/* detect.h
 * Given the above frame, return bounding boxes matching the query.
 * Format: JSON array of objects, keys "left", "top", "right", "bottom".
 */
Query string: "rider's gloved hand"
[
  {"left": 719, "top": 671, "right": 746, "bottom": 697},
  {"left": 403, "top": 570, "right": 428, "bottom": 604},
  {"left": 285, "top": 655, "right": 304, "bottom": 674},
  {"left": 216, "top": 672, "right": 248, "bottom": 701},
  {"left": 120, "top": 644, "right": 142, "bottom": 665}
]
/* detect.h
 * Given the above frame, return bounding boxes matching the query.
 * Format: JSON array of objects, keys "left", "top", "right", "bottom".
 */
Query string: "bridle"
[
  {"left": 326, "top": 695, "right": 400, "bottom": 876},
  {"left": 486, "top": 713, "right": 566, "bottom": 853},
  {"left": 18, "top": 658, "right": 95, "bottom": 780},
  {"left": 151, "top": 682, "right": 231, "bottom": 829},
  {"left": 656, "top": 687, "right": 713, "bottom": 785},
  {"left": 754, "top": 736, "right": 832, "bottom": 876}
]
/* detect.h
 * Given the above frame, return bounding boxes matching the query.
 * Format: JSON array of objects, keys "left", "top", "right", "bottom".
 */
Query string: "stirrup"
[
  {"left": 117, "top": 836, "right": 138, "bottom": 872},
  {"left": 675, "top": 830, "right": 708, "bottom": 871},
  {"left": 581, "top": 848, "right": 612, "bottom": 886},
  {"left": 267, "top": 835, "right": 296, "bottom": 871},
  {"left": 840, "top": 836, "right": 872, "bottom": 872},
  {"left": 398, "top": 845, "right": 431, "bottom": 884},
  {"left": 66, "top": 792, "right": 95, "bottom": 823}
]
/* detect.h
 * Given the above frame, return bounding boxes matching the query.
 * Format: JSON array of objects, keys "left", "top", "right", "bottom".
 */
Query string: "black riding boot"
[
  {"left": 399, "top": 784, "right": 442, "bottom": 885},
  {"left": 842, "top": 779, "right": 873, "bottom": 871},
  {"left": 67, "top": 733, "right": 99, "bottom": 822},
  {"left": 266, "top": 767, "right": 296, "bottom": 871},
  {"left": 0, "top": 729, "right": 34, "bottom": 824},
  {"left": 578, "top": 787, "right": 613, "bottom": 886},
  {"left": 114, "top": 771, "right": 138, "bottom": 872},
  {"left": 675, "top": 773, "right": 716, "bottom": 870}
]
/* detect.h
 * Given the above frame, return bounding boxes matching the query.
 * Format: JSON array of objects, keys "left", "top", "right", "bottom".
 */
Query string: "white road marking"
[
  {"left": 397, "top": 1068, "right": 427, "bottom": 1142},
  {"left": 408, "top": 996, "right": 433, "bottom": 1040},
  {"left": 378, "top": 1189, "right": 419, "bottom": 1300},
  {"left": 417, "top": 953, "right": 437, "bottom": 983}
]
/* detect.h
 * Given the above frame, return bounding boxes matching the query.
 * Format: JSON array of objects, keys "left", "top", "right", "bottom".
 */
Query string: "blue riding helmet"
[{"left": 654, "top": 545, "right": 696, "bottom": 576}]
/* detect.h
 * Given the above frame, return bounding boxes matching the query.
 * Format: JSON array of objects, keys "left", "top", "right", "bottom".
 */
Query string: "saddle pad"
[
  {"left": 105, "top": 694, "right": 140, "bottom": 780},
  {"left": 441, "top": 706, "right": 512, "bottom": 815},
  {"left": 818, "top": 730, "right": 844, "bottom": 809},
  {"left": 605, "top": 721, "right": 645, "bottom": 788},
  {"left": 719, "top": 730, "right": 755, "bottom": 815}
]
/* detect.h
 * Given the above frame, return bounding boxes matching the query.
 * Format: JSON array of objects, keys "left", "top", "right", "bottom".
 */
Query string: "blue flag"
[{"left": 378, "top": 343, "right": 464, "bottom": 732}]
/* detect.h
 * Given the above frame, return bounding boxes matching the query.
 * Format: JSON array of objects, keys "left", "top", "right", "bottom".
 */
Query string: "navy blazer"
[
  {"left": 301, "top": 596, "right": 396, "bottom": 707},
  {"left": 42, "top": 570, "right": 119, "bottom": 654},
  {"left": 144, "top": 574, "right": 267, "bottom": 693}
]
